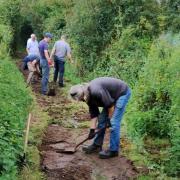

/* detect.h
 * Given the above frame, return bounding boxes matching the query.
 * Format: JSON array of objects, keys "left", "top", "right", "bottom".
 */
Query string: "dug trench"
[{"left": 17, "top": 60, "right": 139, "bottom": 180}]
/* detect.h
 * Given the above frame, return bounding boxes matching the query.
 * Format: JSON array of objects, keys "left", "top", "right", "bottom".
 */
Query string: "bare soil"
[{"left": 18, "top": 61, "right": 139, "bottom": 180}]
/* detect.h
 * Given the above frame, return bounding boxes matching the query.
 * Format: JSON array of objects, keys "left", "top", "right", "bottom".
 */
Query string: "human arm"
[
  {"left": 88, "top": 117, "right": 98, "bottom": 139},
  {"left": 88, "top": 103, "right": 99, "bottom": 139},
  {"left": 44, "top": 50, "right": 54, "bottom": 67},
  {"left": 108, "top": 106, "right": 115, "bottom": 119},
  {"left": 66, "top": 44, "right": 74, "bottom": 63},
  {"left": 26, "top": 40, "right": 30, "bottom": 54},
  {"left": 50, "top": 45, "right": 56, "bottom": 60},
  {"left": 31, "top": 59, "right": 37, "bottom": 66},
  {"left": 67, "top": 52, "right": 73, "bottom": 63},
  {"left": 26, "top": 48, "right": 29, "bottom": 55}
]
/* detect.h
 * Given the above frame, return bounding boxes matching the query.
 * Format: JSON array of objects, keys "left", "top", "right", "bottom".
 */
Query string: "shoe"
[
  {"left": 59, "top": 83, "right": 66, "bottom": 87},
  {"left": 99, "top": 150, "right": 118, "bottom": 159},
  {"left": 82, "top": 144, "right": 102, "bottom": 154},
  {"left": 42, "top": 92, "right": 47, "bottom": 96}
]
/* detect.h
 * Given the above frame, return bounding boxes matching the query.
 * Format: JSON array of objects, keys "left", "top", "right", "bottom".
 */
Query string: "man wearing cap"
[
  {"left": 70, "top": 77, "right": 131, "bottom": 159},
  {"left": 26, "top": 34, "right": 40, "bottom": 56},
  {"left": 50, "top": 35, "right": 73, "bottom": 87},
  {"left": 39, "top": 33, "right": 53, "bottom": 95}
]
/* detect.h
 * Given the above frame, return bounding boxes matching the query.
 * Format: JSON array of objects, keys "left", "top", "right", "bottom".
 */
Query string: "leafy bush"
[
  {"left": 0, "top": 6, "right": 32, "bottom": 178},
  {"left": 125, "top": 34, "right": 180, "bottom": 176},
  {"left": 91, "top": 27, "right": 151, "bottom": 85},
  {"left": 0, "top": 57, "right": 32, "bottom": 179}
]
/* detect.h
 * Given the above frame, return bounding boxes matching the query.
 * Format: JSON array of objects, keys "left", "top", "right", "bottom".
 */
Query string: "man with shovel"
[{"left": 70, "top": 77, "right": 131, "bottom": 159}]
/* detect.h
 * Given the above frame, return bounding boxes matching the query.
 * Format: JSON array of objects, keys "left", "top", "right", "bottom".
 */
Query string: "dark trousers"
[{"left": 53, "top": 56, "right": 65, "bottom": 85}]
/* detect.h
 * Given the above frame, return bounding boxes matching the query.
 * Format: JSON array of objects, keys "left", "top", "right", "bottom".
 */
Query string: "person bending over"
[
  {"left": 70, "top": 77, "right": 131, "bottom": 159},
  {"left": 23, "top": 54, "right": 40, "bottom": 84}
]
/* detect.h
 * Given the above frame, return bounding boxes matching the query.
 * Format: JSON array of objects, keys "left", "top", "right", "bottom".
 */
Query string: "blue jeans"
[
  {"left": 94, "top": 88, "right": 131, "bottom": 151},
  {"left": 40, "top": 58, "right": 49, "bottom": 94},
  {"left": 53, "top": 56, "right": 65, "bottom": 85}
]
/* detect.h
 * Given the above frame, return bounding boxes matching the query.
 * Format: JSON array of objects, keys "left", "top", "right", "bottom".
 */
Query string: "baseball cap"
[{"left": 44, "top": 32, "right": 53, "bottom": 39}]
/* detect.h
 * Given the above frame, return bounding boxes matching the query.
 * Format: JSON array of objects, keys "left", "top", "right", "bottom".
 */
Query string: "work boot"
[
  {"left": 99, "top": 150, "right": 118, "bottom": 159},
  {"left": 59, "top": 83, "right": 65, "bottom": 88},
  {"left": 82, "top": 144, "right": 102, "bottom": 154}
]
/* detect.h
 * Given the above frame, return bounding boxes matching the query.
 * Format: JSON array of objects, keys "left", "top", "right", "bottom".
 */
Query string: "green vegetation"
[
  {"left": 126, "top": 34, "right": 180, "bottom": 177},
  {"left": 0, "top": 1, "right": 32, "bottom": 178},
  {"left": 19, "top": 100, "right": 49, "bottom": 180},
  {"left": 0, "top": 0, "right": 179, "bottom": 179},
  {"left": 0, "top": 57, "right": 32, "bottom": 179},
  {"left": 0, "top": 25, "right": 32, "bottom": 180}
]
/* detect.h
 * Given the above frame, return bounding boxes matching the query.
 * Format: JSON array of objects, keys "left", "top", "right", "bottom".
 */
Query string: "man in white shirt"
[{"left": 26, "top": 34, "right": 40, "bottom": 56}]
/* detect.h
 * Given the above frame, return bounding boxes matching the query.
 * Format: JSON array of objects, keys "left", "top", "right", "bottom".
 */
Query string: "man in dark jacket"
[{"left": 70, "top": 77, "right": 131, "bottom": 159}]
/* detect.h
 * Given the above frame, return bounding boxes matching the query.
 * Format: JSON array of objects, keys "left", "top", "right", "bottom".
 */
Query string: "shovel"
[
  {"left": 19, "top": 113, "right": 32, "bottom": 166},
  {"left": 47, "top": 67, "right": 56, "bottom": 96},
  {"left": 57, "top": 123, "right": 110, "bottom": 154}
]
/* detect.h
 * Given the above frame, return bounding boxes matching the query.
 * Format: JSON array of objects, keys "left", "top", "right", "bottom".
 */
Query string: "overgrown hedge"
[
  {"left": 0, "top": 58, "right": 32, "bottom": 179},
  {"left": 125, "top": 34, "right": 180, "bottom": 177},
  {"left": 0, "top": 16, "right": 32, "bottom": 180}
]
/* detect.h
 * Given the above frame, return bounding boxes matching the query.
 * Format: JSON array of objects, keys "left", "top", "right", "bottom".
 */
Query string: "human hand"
[
  {"left": 106, "top": 118, "right": 112, "bottom": 128},
  {"left": 88, "top": 129, "right": 95, "bottom": 140},
  {"left": 48, "top": 59, "right": 54, "bottom": 67},
  {"left": 32, "top": 60, "right": 37, "bottom": 66}
]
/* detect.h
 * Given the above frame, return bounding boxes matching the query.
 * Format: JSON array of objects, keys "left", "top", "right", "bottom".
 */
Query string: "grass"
[
  {"left": 121, "top": 131, "right": 178, "bottom": 179},
  {"left": 19, "top": 95, "right": 50, "bottom": 180}
]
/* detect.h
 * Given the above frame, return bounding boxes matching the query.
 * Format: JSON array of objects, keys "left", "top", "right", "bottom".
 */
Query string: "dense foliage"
[
  {"left": 0, "top": 1, "right": 32, "bottom": 178},
  {"left": 0, "top": 0, "right": 179, "bottom": 178},
  {"left": 126, "top": 34, "right": 180, "bottom": 176}
]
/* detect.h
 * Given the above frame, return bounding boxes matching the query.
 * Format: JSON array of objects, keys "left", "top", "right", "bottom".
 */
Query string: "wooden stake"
[{"left": 24, "top": 113, "right": 32, "bottom": 154}]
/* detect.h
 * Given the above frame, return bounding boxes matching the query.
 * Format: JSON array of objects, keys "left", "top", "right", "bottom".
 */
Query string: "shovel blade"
[{"left": 56, "top": 147, "right": 76, "bottom": 154}]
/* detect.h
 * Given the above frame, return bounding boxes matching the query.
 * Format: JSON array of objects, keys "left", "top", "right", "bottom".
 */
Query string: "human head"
[
  {"left": 61, "top": 34, "right": 67, "bottom": 41},
  {"left": 44, "top": 32, "right": 53, "bottom": 43},
  {"left": 31, "top": 34, "right": 36, "bottom": 41},
  {"left": 69, "top": 83, "right": 89, "bottom": 101}
]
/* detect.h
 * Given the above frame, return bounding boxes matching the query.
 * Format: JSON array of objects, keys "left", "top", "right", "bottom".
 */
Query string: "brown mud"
[{"left": 17, "top": 60, "right": 139, "bottom": 180}]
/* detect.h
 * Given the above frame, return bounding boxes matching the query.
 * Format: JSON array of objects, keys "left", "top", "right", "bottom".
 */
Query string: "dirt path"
[{"left": 18, "top": 61, "right": 138, "bottom": 180}]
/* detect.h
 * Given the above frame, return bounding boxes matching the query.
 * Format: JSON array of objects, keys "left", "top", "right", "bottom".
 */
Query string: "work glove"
[
  {"left": 88, "top": 129, "right": 95, "bottom": 140},
  {"left": 106, "top": 117, "right": 112, "bottom": 128}
]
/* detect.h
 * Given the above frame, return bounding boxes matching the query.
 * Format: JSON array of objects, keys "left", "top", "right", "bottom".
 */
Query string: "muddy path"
[{"left": 17, "top": 61, "right": 139, "bottom": 180}]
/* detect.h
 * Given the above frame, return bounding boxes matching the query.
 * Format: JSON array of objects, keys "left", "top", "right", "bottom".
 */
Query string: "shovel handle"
[
  {"left": 74, "top": 127, "right": 106, "bottom": 150},
  {"left": 24, "top": 113, "right": 32, "bottom": 153}
]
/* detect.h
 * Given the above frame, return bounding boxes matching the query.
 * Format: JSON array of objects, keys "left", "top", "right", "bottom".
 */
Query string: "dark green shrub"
[
  {"left": 0, "top": 6, "right": 32, "bottom": 178},
  {"left": 92, "top": 27, "right": 151, "bottom": 85},
  {"left": 0, "top": 56, "right": 32, "bottom": 179},
  {"left": 125, "top": 34, "right": 180, "bottom": 176}
]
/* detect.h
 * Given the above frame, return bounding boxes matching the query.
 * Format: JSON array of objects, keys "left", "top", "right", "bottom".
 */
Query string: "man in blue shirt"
[
  {"left": 39, "top": 33, "right": 53, "bottom": 95},
  {"left": 50, "top": 35, "right": 73, "bottom": 87}
]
